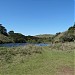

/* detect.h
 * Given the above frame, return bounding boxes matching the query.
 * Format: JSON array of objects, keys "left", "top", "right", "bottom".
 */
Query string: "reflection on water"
[
  {"left": 0, "top": 43, "right": 50, "bottom": 47},
  {"left": 0, "top": 43, "right": 27, "bottom": 47}
]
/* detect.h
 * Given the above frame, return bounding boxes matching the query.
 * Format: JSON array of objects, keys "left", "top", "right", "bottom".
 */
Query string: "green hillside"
[
  {"left": 53, "top": 24, "right": 75, "bottom": 43},
  {"left": 0, "top": 34, "right": 13, "bottom": 43}
]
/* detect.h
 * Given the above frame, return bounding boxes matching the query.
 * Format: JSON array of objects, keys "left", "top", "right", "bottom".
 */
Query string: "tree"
[
  {"left": 56, "top": 32, "right": 61, "bottom": 36},
  {"left": 8, "top": 30, "right": 14, "bottom": 34},
  {"left": 0, "top": 24, "right": 7, "bottom": 36}
]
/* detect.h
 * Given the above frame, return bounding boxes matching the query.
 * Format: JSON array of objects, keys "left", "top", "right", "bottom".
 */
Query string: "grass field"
[{"left": 0, "top": 43, "right": 74, "bottom": 75}]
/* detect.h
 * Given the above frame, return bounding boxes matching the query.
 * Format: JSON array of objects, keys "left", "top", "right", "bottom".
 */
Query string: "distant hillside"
[
  {"left": 0, "top": 23, "right": 75, "bottom": 43},
  {"left": 35, "top": 34, "right": 54, "bottom": 38}
]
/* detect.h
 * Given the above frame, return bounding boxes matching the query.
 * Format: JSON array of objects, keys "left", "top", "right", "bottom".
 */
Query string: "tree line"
[{"left": 0, "top": 24, "right": 51, "bottom": 43}]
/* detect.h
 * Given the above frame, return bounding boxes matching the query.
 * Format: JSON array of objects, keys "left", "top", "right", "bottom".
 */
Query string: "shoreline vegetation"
[{"left": 0, "top": 24, "right": 75, "bottom": 75}]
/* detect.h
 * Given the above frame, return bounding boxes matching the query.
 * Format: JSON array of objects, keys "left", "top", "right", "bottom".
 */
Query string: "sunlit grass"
[{"left": 0, "top": 43, "right": 74, "bottom": 75}]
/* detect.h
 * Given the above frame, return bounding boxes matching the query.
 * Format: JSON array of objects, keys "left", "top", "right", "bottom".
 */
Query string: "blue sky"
[
  {"left": 74, "top": 0, "right": 75, "bottom": 22},
  {"left": 0, "top": 0, "right": 74, "bottom": 36}
]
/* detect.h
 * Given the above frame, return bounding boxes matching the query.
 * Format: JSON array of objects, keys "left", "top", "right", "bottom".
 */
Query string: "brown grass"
[{"left": 50, "top": 42, "right": 75, "bottom": 51}]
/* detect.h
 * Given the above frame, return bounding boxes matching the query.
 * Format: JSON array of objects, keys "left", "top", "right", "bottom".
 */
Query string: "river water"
[{"left": 0, "top": 43, "right": 50, "bottom": 47}]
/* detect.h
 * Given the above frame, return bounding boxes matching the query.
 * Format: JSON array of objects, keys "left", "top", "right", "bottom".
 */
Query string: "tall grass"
[
  {"left": 50, "top": 42, "right": 75, "bottom": 51},
  {"left": 0, "top": 43, "right": 74, "bottom": 75},
  {"left": 0, "top": 44, "right": 43, "bottom": 63}
]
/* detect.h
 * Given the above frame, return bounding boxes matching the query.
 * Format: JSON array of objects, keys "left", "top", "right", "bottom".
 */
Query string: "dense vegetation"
[
  {"left": 0, "top": 24, "right": 8, "bottom": 36},
  {"left": 0, "top": 24, "right": 53, "bottom": 43},
  {"left": 59, "top": 24, "right": 75, "bottom": 42},
  {"left": 0, "top": 23, "right": 75, "bottom": 43}
]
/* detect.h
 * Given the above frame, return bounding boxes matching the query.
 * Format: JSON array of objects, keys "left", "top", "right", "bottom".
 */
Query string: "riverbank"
[{"left": 0, "top": 42, "right": 74, "bottom": 75}]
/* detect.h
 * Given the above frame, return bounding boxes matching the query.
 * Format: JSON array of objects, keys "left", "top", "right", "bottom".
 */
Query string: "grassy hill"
[
  {"left": 35, "top": 34, "right": 54, "bottom": 43},
  {"left": 53, "top": 32, "right": 66, "bottom": 42},
  {"left": 0, "top": 34, "right": 13, "bottom": 43},
  {"left": 53, "top": 24, "right": 75, "bottom": 42}
]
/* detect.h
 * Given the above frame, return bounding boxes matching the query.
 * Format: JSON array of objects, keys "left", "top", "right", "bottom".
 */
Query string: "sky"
[
  {"left": 0, "top": 0, "right": 74, "bottom": 36},
  {"left": 74, "top": 0, "right": 75, "bottom": 22}
]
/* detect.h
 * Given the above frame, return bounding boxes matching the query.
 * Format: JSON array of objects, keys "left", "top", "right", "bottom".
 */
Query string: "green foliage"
[
  {"left": 68, "top": 24, "right": 75, "bottom": 31},
  {"left": 0, "top": 24, "right": 8, "bottom": 36},
  {"left": 8, "top": 30, "right": 14, "bottom": 34},
  {"left": 56, "top": 32, "right": 61, "bottom": 36},
  {"left": 59, "top": 24, "right": 75, "bottom": 42},
  {"left": 0, "top": 24, "right": 55, "bottom": 43},
  {"left": 0, "top": 34, "right": 13, "bottom": 43},
  {"left": 0, "top": 24, "right": 13, "bottom": 43},
  {"left": 53, "top": 23, "right": 75, "bottom": 43},
  {"left": 59, "top": 34, "right": 75, "bottom": 42},
  {"left": 9, "top": 33, "right": 26, "bottom": 43}
]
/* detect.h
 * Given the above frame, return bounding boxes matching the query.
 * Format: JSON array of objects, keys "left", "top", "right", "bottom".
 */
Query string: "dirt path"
[{"left": 57, "top": 66, "right": 74, "bottom": 75}]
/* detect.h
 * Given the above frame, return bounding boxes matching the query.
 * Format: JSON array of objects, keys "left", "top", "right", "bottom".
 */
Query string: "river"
[{"left": 0, "top": 43, "right": 50, "bottom": 47}]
